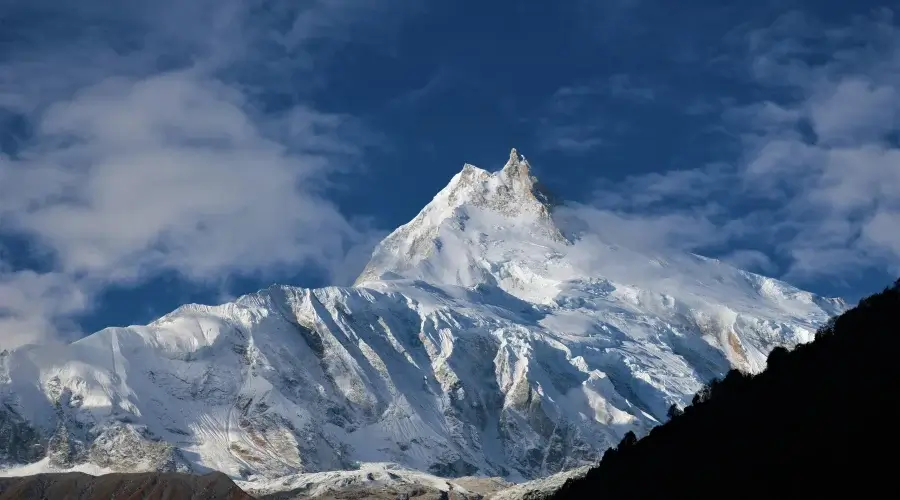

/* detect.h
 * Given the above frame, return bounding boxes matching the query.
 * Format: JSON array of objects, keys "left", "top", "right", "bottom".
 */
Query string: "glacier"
[{"left": 0, "top": 148, "right": 845, "bottom": 488}]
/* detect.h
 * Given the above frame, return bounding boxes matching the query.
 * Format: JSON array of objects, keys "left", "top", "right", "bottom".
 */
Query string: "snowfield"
[{"left": 0, "top": 149, "right": 845, "bottom": 492}]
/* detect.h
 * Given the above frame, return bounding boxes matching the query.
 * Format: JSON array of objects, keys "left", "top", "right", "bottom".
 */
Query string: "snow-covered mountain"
[{"left": 0, "top": 149, "right": 845, "bottom": 487}]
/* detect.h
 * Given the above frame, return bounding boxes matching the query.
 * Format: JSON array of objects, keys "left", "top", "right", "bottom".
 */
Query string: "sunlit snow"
[{"left": 0, "top": 149, "right": 845, "bottom": 491}]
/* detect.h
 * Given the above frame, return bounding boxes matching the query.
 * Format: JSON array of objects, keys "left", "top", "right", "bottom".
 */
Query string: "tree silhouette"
[
  {"left": 618, "top": 431, "right": 637, "bottom": 449},
  {"left": 666, "top": 404, "right": 683, "bottom": 421}
]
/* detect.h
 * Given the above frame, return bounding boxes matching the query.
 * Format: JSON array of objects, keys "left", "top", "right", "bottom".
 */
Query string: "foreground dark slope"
[
  {"left": 552, "top": 279, "right": 900, "bottom": 499},
  {"left": 0, "top": 471, "right": 253, "bottom": 500}
]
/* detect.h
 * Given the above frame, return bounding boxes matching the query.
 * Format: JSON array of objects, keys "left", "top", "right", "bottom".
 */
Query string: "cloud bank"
[
  {"left": 560, "top": 9, "right": 900, "bottom": 290},
  {"left": 0, "top": 0, "right": 407, "bottom": 348}
]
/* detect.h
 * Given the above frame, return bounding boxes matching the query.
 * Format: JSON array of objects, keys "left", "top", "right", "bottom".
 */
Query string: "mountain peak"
[
  {"left": 354, "top": 149, "right": 566, "bottom": 288},
  {"left": 448, "top": 148, "right": 553, "bottom": 217},
  {"left": 499, "top": 147, "right": 535, "bottom": 195},
  {"left": 502, "top": 148, "right": 556, "bottom": 209},
  {"left": 506, "top": 147, "right": 524, "bottom": 168}
]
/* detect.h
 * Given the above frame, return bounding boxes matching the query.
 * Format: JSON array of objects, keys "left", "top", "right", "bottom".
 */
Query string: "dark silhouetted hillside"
[
  {"left": 0, "top": 471, "right": 254, "bottom": 500},
  {"left": 551, "top": 279, "right": 900, "bottom": 499}
]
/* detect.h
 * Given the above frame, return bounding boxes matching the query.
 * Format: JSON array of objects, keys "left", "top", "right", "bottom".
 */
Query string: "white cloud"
[
  {"left": 720, "top": 249, "right": 777, "bottom": 275},
  {"left": 563, "top": 9, "right": 900, "bottom": 288},
  {"left": 3, "top": 72, "right": 369, "bottom": 281},
  {"left": 0, "top": 0, "right": 404, "bottom": 349},
  {"left": 738, "top": 12, "right": 900, "bottom": 280},
  {"left": 808, "top": 78, "right": 897, "bottom": 145},
  {"left": 556, "top": 203, "right": 724, "bottom": 254},
  {"left": 0, "top": 271, "right": 89, "bottom": 348}
]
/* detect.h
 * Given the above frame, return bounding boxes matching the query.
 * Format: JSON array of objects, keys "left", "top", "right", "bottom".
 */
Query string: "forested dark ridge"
[{"left": 551, "top": 279, "right": 900, "bottom": 499}]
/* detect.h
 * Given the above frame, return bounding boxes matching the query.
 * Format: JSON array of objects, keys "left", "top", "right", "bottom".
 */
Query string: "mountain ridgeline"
[
  {"left": 0, "top": 150, "right": 848, "bottom": 494},
  {"left": 551, "top": 279, "right": 900, "bottom": 498}
]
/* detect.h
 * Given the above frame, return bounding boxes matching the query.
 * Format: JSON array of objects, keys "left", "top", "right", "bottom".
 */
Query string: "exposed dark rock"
[
  {"left": 0, "top": 471, "right": 254, "bottom": 500},
  {"left": 0, "top": 403, "right": 44, "bottom": 465}
]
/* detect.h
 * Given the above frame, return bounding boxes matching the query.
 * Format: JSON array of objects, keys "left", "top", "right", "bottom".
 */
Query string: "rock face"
[
  {"left": 0, "top": 150, "right": 844, "bottom": 490},
  {"left": 0, "top": 471, "right": 253, "bottom": 500},
  {"left": 0, "top": 403, "right": 43, "bottom": 466}
]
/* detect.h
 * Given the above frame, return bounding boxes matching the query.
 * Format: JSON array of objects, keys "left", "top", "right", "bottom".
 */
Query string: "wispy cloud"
[
  {"left": 0, "top": 0, "right": 412, "bottom": 348},
  {"left": 556, "top": 203, "right": 724, "bottom": 253},
  {"left": 535, "top": 73, "right": 661, "bottom": 154},
  {"left": 384, "top": 67, "right": 460, "bottom": 112},
  {"left": 536, "top": 123, "right": 606, "bottom": 155},
  {"left": 562, "top": 8, "right": 900, "bottom": 288},
  {"left": 607, "top": 74, "right": 657, "bottom": 102}
]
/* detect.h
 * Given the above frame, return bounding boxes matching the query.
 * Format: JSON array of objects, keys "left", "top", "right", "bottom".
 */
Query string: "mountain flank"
[{"left": 550, "top": 279, "right": 900, "bottom": 499}]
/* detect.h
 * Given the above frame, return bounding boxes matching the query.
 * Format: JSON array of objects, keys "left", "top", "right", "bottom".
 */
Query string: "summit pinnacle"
[{"left": 354, "top": 148, "right": 566, "bottom": 287}]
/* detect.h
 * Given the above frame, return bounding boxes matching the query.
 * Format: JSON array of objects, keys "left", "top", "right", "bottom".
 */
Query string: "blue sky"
[{"left": 1, "top": 0, "right": 898, "bottom": 347}]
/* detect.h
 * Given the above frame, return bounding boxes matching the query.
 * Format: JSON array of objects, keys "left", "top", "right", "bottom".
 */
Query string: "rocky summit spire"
[
  {"left": 503, "top": 148, "right": 528, "bottom": 170},
  {"left": 353, "top": 148, "right": 568, "bottom": 286},
  {"left": 500, "top": 147, "right": 535, "bottom": 193},
  {"left": 500, "top": 148, "right": 557, "bottom": 210},
  {"left": 509, "top": 147, "right": 521, "bottom": 164}
]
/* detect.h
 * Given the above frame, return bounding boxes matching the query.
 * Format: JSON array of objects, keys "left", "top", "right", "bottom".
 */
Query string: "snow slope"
[{"left": 0, "top": 149, "right": 845, "bottom": 489}]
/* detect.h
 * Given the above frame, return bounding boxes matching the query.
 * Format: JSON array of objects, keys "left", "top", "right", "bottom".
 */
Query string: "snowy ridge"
[
  {"left": 238, "top": 462, "right": 489, "bottom": 498},
  {"left": 0, "top": 149, "right": 845, "bottom": 492}
]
